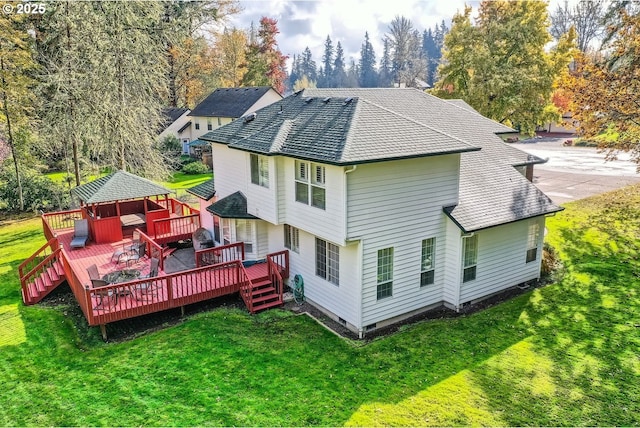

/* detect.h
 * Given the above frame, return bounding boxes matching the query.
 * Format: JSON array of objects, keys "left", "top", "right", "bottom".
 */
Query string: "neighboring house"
[
  {"left": 186, "top": 178, "right": 216, "bottom": 233},
  {"left": 194, "top": 88, "right": 562, "bottom": 337},
  {"left": 159, "top": 107, "right": 193, "bottom": 154},
  {"left": 188, "top": 87, "right": 283, "bottom": 140}
]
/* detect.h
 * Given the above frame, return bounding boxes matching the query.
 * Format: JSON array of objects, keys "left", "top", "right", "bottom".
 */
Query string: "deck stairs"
[
  {"left": 20, "top": 253, "right": 66, "bottom": 305},
  {"left": 246, "top": 272, "right": 283, "bottom": 313}
]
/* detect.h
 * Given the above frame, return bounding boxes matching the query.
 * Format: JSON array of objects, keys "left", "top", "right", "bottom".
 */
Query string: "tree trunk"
[
  {"left": 1, "top": 58, "right": 24, "bottom": 211},
  {"left": 65, "top": 1, "right": 81, "bottom": 186}
]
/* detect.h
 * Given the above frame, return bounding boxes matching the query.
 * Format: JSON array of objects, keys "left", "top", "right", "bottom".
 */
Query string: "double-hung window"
[
  {"left": 250, "top": 154, "right": 269, "bottom": 187},
  {"left": 420, "top": 238, "right": 436, "bottom": 286},
  {"left": 377, "top": 247, "right": 394, "bottom": 299},
  {"left": 207, "top": 118, "right": 213, "bottom": 131},
  {"left": 462, "top": 235, "right": 478, "bottom": 282},
  {"left": 316, "top": 238, "right": 339, "bottom": 285},
  {"left": 526, "top": 222, "right": 540, "bottom": 263},
  {"left": 284, "top": 224, "right": 300, "bottom": 253},
  {"left": 235, "top": 220, "right": 254, "bottom": 254},
  {"left": 295, "top": 160, "right": 326, "bottom": 209}
]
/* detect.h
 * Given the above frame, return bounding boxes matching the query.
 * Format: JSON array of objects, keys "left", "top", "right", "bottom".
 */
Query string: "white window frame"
[
  {"left": 195, "top": 121, "right": 200, "bottom": 130},
  {"left": 207, "top": 118, "right": 213, "bottom": 130},
  {"left": 420, "top": 238, "right": 436, "bottom": 286},
  {"left": 284, "top": 224, "right": 300, "bottom": 253},
  {"left": 462, "top": 235, "right": 478, "bottom": 283},
  {"left": 526, "top": 222, "right": 540, "bottom": 263},
  {"left": 377, "top": 247, "right": 394, "bottom": 299},
  {"left": 235, "top": 220, "right": 255, "bottom": 254},
  {"left": 222, "top": 218, "right": 231, "bottom": 245},
  {"left": 315, "top": 238, "right": 339, "bottom": 285},
  {"left": 295, "top": 160, "right": 326, "bottom": 210},
  {"left": 250, "top": 154, "right": 269, "bottom": 188}
]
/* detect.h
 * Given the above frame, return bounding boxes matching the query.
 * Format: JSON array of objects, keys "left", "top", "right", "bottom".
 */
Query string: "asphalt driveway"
[{"left": 513, "top": 137, "right": 640, "bottom": 204}]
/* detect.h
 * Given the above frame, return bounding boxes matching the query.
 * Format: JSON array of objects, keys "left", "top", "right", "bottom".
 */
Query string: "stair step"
[
  {"left": 34, "top": 277, "right": 46, "bottom": 293},
  {"left": 42, "top": 271, "right": 54, "bottom": 288},
  {"left": 46, "top": 265, "right": 60, "bottom": 282},
  {"left": 54, "top": 260, "right": 65, "bottom": 277},
  {"left": 27, "top": 283, "right": 38, "bottom": 302},
  {"left": 251, "top": 279, "right": 272, "bottom": 288},
  {"left": 251, "top": 285, "right": 275, "bottom": 296},
  {"left": 251, "top": 293, "right": 280, "bottom": 304},
  {"left": 251, "top": 299, "right": 283, "bottom": 313}
]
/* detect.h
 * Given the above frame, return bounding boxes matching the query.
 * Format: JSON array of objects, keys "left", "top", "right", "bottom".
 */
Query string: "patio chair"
[
  {"left": 111, "top": 232, "right": 143, "bottom": 264},
  {"left": 87, "top": 265, "right": 116, "bottom": 310},
  {"left": 119, "top": 241, "right": 147, "bottom": 267},
  {"left": 134, "top": 257, "right": 160, "bottom": 301},
  {"left": 70, "top": 219, "right": 89, "bottom": 249}
]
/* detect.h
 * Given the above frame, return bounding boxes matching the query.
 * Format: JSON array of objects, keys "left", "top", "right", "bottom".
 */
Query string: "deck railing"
[
  {"left": 238, "top": 264, "right": 253, "bottom": 310},
  {"left": 19, "top": 237, "right": 59, "bottom": 280},
  {"left": 82, "top": 260, "right": 246, "bottom": 326},
  {"left": 42, "top": 209, "right": 84, "bottom": 233},
  {"left": 19, "top": 248, "right": 62, "bottom": 304},
  {"left": 267, "top": 250, "right": 289, "bottom": 279},
  {"left": 267, "top": 257, "right": 284, "bottom": 304},
  {"left": 153, "top": 214, "right": 200, "bottom": 242},
  {"left": 135, "top": 228, "right": 164, "bottom": 271},
  {"left": 195, "top": 242, "right": 245, "bottom": 267},
  {"left": 61, "top": 251, "right": 92, "bottom": 319}
]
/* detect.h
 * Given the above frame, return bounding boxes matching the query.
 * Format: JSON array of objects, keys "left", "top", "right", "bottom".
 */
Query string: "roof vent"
[
  {"left": 343, "top": 97, "right": 353, "bottom": 105},
  {"left": 243, "top": 112, "right": 257, "bottom": 123},
  {"left": 277, "top": 105, "right": 283, "bottom": 114},
  {"left": 322, "top": 97, "right": 331, "bottom": 103},
  {"left": 304, "top": 97, "right": 314, "bottom": 104}
]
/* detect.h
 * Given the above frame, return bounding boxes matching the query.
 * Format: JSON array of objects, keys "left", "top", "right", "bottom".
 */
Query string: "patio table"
[
  {"left": 120, "top": 213, "right": 146, "bottom": 227},
  {"left": 102, "top": 269, "right": 141, "bottom": 284}
]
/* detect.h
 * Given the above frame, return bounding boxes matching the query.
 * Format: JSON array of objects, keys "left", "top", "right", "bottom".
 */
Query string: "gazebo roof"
[{"left": 71, "top": 170, "right": 171, "bottom": 204}]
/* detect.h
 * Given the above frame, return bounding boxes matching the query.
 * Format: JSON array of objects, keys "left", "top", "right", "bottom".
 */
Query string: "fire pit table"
[{"left": 102, "top": 269, "right": 141, "bottom": 284}]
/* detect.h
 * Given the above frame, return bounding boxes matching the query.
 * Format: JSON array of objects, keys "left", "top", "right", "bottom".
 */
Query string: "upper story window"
[
  {"left": 420, "top": 238, "right": 436, "bottom": 286},
  {"left": 207, "top": 118, "right": 213, "bottom": 131},
  {"left": 526, "top": 222, "right": 540, "bottom": 263},
  {"left": 250, "top": 154, "right": 269, "bottom": 188},
  {"left": 462, "top": 235, "right": 478, "bottom": 282},
  {"left": 295, "top": 160, "right": 325, "bottom": 210},
  {"left": 195, "top": 122, "right": 200, "bottom": 130}
]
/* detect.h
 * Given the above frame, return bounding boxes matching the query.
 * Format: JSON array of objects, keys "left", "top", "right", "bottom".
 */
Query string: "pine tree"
[
  {"left": 332, "top": 42, "right": 347, "bottom": 87},
  {"left": 320, "top": 35, "right": 334, "bottom": 87},
  {"left": 300, "top": 47, "right": 317, "bottom": 83},
  {"left": 358, "top": 32, "right": 377, "bottom": 87},
  {"left": 379, "top": 38, "right": 393, "bottom": 87}
]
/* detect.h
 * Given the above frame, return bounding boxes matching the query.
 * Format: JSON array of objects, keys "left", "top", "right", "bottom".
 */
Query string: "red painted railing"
[
  {"left": 42, "top": 209, "right": 84, "bottom": 233},
  {"left": 19, "top": 248, "right": 62, "bottom": 304},
  {"left": 81, "top": 260, "right": 246, "bottom": 326},
  {"left": 238, "top": 265, "right": 254, "bottom": 310},
  {"left": 267, "top": 250, "right": 289, "bottom": 279},
  {"left": 267, "top": 257, "right": 284, "bottom": 305},
  {"left": 195, "top": 242, "right": 245, "bottom": 267},
  {"left": 135, "top": 228, "right": 164, "bottom": 271},
  {"left": 153, "top": 214, "right": 200, "bottom": 245},
  {"left": 18, "top": 237, "right": 59, "bottom": 280}
]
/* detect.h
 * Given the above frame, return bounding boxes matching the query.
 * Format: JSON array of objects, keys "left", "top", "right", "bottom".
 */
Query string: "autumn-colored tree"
[
  {"left": 567, "top": 10, "right": 640, "bottom": 167},
  {"left": 243, "top": 17, "right": 287, "bottom": 94},
  {"left": 434, "top": 1, "right": 577, "bottom": 134},
  {"left": 213, "top": 28, "right": 248, "bottom": 87}
]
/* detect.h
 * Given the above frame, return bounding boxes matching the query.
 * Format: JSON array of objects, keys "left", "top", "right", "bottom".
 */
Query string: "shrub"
[
  {"left": 181, "top": 161, "right": 210, "bottom": 175},
  {"left": 0, "top": 166, "right": 71, "bottom": 212}
]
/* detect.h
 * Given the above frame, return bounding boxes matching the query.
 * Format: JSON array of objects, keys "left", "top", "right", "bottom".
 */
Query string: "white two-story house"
[{"left": 193, "top": 88, "right": 561, "bottom": 337}]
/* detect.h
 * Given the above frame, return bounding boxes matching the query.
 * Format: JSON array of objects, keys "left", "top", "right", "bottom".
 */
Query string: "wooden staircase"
[
  {"left": 240, "top": 251, "right": 289, "bottom": 314},
  {"left": 19, "top": 238, "right": 67, "bottom": 305},
  {"left": 247, "top": 275, "right": 283, "bottom": 313}
]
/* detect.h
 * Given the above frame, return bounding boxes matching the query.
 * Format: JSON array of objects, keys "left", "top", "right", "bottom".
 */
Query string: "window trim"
[
  {"left": 377, "top": 247, "right": 394, "bottom": 299},
  {"left": 420, "top": 238, "right": 436, "bottom": 287},
  {"left": 284, "top": 224, "right": 300, "bottom": 253},
  {"left": 462, "top": 235, "right": 478, "bottom": 283},
  {"left": 294, "top": 160, "right": 326, "bottom": 210},
  {"left": 207, "top": 118, "right": 213, "bottom": 131},
  {"left": 235, "top": 219, "right": 255, "bottom": 254},
  {"left": 315, "top": 238, "right": 339, "bottom": 285},
  {"left": 526, "top": 222, "right": 540, "bottom": 263},
  {"left": 195, "top": 122, "right": 200, "bottom": 130},
  {"left": 250, "top": 154, "right": 269, "bottom": 188}
]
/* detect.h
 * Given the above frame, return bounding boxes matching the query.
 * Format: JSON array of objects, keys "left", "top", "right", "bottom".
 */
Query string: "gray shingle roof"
[
  {"left": 189, "top": 87, "right": 276, "bottom": 118},
  {"left": 203, "top": 88, "right": 561, "bottom": 231},
  {"left": 186, "top": 178, "right": 215, "bottom": 200},
  {"left": 162, "top": 107, "right": 189, "bottom": 126},
  {"left": 71, "top": 170, "right": 171, "bottom": 204},
  {"left": 200, "top": 92, "right": 480, "bottom": 165},
  {"left": 205, "top": 191, "right": 257, "bottom": 219}
]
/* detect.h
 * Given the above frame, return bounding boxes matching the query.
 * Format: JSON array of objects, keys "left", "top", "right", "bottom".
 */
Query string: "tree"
[
  {"left": 0, "top": 11, "right": 37, "bottom": 211},
  {"left": 358, "top": 32, "right": 377, "bottom": 87},
  {"left": 319, "top": 35, "right": 334, "bottom": 87},
  {"left": 332, "top": 42, "right": 347, "bottom": 87},
  {"left": 345, "top": 59, "right": 359, "bottom": 88},
  {"left": 379, "top": 38, "right": 393, "bottom": 87},
  {"left": 242, "top": 17, "right": 287, "bottom": 94},
  {"left": 566, "top": 10, "right": 640, "bottom": 167},
  {"left": 435, "top": 1, "right": 577, "bottom": 134},
  {"left": 300, "top": 46, "right": 317, "bottom": 83},
  {"left": 387, "top": 16, "right": 414, "bottom": 86},
  {"left": 213, "top": 27, "right": 248, "bottom": 87},
  {"left": 550, "top": 0, "right": 606, "bottom": 52},
  {"left": 293, "top": 75, "right": 317, "bottom": 91}
]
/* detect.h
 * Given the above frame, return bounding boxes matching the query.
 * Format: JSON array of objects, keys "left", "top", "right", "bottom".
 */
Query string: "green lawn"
[{"left": 1, "top": 185, "right": 638, "bottom": 426}]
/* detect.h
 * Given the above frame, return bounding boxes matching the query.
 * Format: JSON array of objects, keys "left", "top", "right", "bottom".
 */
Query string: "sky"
[{"left": 225, "top": 0, "right": 483, "bottom": 70}]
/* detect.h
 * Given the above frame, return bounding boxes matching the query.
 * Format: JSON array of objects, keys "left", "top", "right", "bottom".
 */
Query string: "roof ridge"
[{"left": 358, "top": 98, "right": 478, "bottom": 149}]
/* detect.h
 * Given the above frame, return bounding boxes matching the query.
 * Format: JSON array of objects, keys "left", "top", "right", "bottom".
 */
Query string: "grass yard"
[
  {"left": 45, "top": 170, "right": 212, "bottom": 192},
  {"left": 0, "top": 185, "right": 638, "bottom": 426}
]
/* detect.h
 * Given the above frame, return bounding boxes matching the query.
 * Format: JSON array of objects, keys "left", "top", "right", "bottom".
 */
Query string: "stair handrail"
[
  {"left": 267, "top": 257, "right": 284, "bottom": 303},
  {"left": 19, "top": 237, "right": 59, "bottom": 279},
  {"left": 238, "top": 262, "right": 254, "bottom": 311},
  {"left": 20, "top": 248, "right": 62, "bottom": 304}
]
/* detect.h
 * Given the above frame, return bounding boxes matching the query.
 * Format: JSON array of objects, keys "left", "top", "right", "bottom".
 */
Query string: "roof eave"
[{"left": 443, "top": 205, "right": 565, "bottom": 234}]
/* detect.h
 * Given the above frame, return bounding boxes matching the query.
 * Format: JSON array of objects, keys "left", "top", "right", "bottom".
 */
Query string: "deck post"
[
  {"left": 180, "top": 306, "right": 185, "bottom": 317},
  {"left": 100, "top": 324, "right": 107, "bottom": 341}
]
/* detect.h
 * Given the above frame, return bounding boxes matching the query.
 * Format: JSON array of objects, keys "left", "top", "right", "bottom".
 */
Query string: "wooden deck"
[{"left": 21, "top": 212, "right": 288, "bottom": 339}]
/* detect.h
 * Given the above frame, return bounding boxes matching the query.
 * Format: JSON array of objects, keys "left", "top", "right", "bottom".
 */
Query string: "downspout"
[{"left": 343, "top": 165, "right": 360, "bottom": 335}]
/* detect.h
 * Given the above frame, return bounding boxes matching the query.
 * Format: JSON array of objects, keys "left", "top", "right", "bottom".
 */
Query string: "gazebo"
[{"left": 70, "top": 170, "right": 174, "bottom": 243}]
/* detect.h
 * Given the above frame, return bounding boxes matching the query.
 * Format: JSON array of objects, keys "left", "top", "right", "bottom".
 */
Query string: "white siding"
[
  {"left": 212, "top": 143, "right": 248, "bottom": 198},
  {"left": 459, "top": 216, "right": 545, "bottom": 303},
  {"left": 347, "top": 155, "right": 461, "bottom": 326},
  {"left": 198, "top": 198, "right": 214, "bottom": 235},
  {"left": 159, "top": 111, "right": 192, "bottom": 141},
  {"left": 245, "top": 156, "right": 278, "bottom": 224},
  {"left": 266, "top": 223, "right": 362, "bottom": 327},
  {"left": 246, "top": 89, "right": 283, "bottom": 113},
  {"left": 279, "top": 158, "right": 346, "bottom": 245},
  {"left": 255, "top": 220, "right": 269, "bottom": 258},
  {"left": 442, "top": 217, "right": 462, "bottom": 307},
  {"left": 191, "top": 116, "right": 234, "bottom": 140}
]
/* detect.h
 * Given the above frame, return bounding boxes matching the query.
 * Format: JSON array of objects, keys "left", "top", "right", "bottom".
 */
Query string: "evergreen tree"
[
  {"left": 332, "top": 41, "right": 347, "bottom": 87},
  {"left": 300, "top": 46, "right": 317, "bottom": 83},
  {"left": 319, "top": 35, "right": 334, "bottom": 87},
  {"left": 379, "top": 37, "right": 393, "bottom": 87},
  {"left": 243, "top": 17, "right": 288, "bottom": 94},
  {"left": 345, "top": 58, "right": 360, "bottom": 88},
  {"left": 358, "top": 32, "right": 377, "bottom": 87}
]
